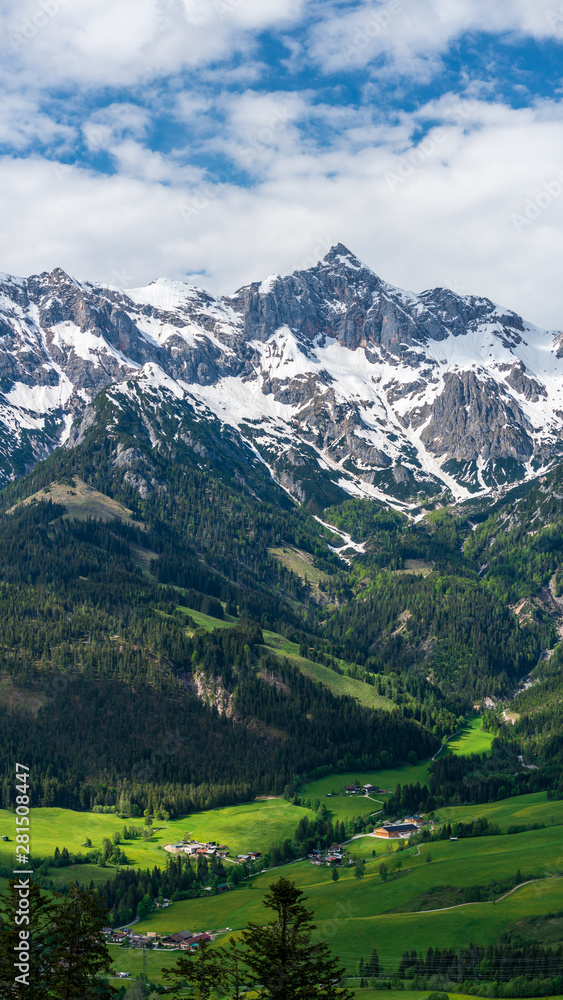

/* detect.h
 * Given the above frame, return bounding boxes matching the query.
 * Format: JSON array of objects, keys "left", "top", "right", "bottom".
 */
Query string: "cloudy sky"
[{"left": 1, "top": 0, "right": 563, "bottom": 326}]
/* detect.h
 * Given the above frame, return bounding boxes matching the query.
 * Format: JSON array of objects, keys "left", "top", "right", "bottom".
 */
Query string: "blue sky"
[{"left": 0, "top": 0, "right": 563, "bottom": 326}]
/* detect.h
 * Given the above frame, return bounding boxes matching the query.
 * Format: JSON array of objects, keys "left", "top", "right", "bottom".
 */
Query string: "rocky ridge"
[{"left": 0, "top": 244, "right": 562, "bottom": 508}]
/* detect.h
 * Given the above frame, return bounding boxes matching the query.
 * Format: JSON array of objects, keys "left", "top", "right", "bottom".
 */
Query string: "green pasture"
[
  {"left": 262, "top": 630, "right": 393, "bottom": 712},
  {"left": 135, "top": 828, "right": 563, "bottom": 968},
  {"left": 268, "top": 546, "right": 331, "bottom": 589},
  {"left": 355, "top": 994, "right": 481, "bottom": 1000},
  {"left": 303, "top": 760, "right": 432, "bottom": 813},
  {"left": 135, "top": 846, "right": 563, "bottom": 975},
  {"left": 434, "top": 790, "right": 563, "bottom": 830},
  {"left": 0, "top": 798, "right": 310, "bottom": 875},
  {"left": 175, "top": 605, "right": 239, "bottom": 631},
  {"left": 440, "top": 716, "right": 495, "bottom": 758},
  {"left": 107, "top": 943, "right": 183, "bottom": 985}
]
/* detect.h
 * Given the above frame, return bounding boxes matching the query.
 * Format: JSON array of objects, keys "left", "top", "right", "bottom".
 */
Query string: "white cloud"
[
  {"left": 307, "top": 0, "right": 563, "bottom": 78},
  {"left": 1, "top": 96, "right": 563, "bottom": 328},
  {"left": 0, "top": 0, "right": 309, "bottom": 89},
  {"left": 0, "top": 93, "right": 75, "bottom": 150}
]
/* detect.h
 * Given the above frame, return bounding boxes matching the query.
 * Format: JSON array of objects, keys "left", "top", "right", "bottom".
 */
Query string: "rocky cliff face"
[{"left": 0, "top": 243, "right": 561, "bottom": 508}]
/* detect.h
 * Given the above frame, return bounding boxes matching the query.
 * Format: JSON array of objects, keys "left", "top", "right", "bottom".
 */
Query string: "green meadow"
[
  {"left": 0, "top": 798, "right": 310, "bottom": 875},
  {"left": 434, "top": 790, "right": 563, "bottom": 830},
  {"left": 302, "top": 759, "right": 432, "bottom": 822},
  {"left": 134, "top": 831, "right": 563, "bottom": 975},
  {"left": 440, "top": 716, "right": 495, "bottom": 758},
  {"left": 2, "top": 784, "right": 563, "bottom": 987}
]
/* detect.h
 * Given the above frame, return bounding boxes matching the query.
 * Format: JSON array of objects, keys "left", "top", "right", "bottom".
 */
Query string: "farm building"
[
  {"left": 374, "top": 823, "right": 418, "bottom": 838},
  {"left": 162, "top": 930, "right": 193, "bottom": 947},
  {"left": 363, "top": 784, "right": 382, "bottom": 794}
]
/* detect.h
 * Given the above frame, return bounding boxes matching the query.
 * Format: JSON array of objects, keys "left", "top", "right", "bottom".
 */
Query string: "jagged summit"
[{"left": 0, "top": 248, "right": 560, "bottom": 506}]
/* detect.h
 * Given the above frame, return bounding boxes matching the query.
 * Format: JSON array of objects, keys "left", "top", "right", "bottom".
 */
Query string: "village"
[{"left": 106, "top": 926, "right": 216, "bottom": 955}]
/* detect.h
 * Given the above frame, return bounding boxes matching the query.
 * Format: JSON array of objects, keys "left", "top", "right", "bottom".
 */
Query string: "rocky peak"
[{"left": 0, "top": 247, "right": 560, "bottom": 506}]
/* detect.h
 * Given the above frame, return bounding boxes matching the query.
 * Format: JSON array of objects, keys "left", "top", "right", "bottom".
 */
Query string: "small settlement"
[
  {"left": 165, "top": 839, "right": 230, "bottom": 857},
  {"left": 105, "top": 927, "right": 213, "bottom": 950},
  {"left": 341, "top": 782, "right": 385, "bottom": 795},
  {"left": 164, "top": 839, "right": 262, "bottom": 864}
]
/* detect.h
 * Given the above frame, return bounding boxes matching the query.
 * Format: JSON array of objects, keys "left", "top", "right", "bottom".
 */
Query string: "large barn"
[{"left": 374, "top": 823, "right": 418, "bottom": 838}]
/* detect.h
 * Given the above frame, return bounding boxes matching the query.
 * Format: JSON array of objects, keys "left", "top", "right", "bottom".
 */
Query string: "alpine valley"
[{"left": 3, "top": 245, "right": 563, "bottom": 993}]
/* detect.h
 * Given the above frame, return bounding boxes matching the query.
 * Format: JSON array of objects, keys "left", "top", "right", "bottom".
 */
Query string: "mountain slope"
[{"left": 0, "top": 245, "right": 561, "bottom": 507}]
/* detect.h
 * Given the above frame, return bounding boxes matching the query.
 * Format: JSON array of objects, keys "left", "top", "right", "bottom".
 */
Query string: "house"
[
  {"left": 404, "top": 815, "right": 423, "bottom": 826},
  {"left": 374, "top": 823, "right": 418, "bottom": 838},
  {"left": 345, "top": 784, "right": 360, "bottom": 794},
  {"left": 363, "top": 784, "right": 381, "bottom": 794},
  {"left": 110, "top": 931, "right": 128, "bottom": 943},
  {"left": 326, "top": 855, "right": 342, "bottom": 865},
  {"left": 190, "top": 933, "right": 211, "bottom": 946},
  {"left": 161, "top": 930, "right": 193, "bottom": 947},
  {"left": 130, "top": 935, "right": 151, "bottom": 948}
]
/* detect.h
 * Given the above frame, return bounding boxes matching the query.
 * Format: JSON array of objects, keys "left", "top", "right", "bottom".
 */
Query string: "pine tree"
[
  {"left": 47, "top": 882, "right": 115, "bottom": 999},
  {"left": 368, "top": 948, "right": 379, "bottom": 977},
  {"left": 241, "top": 877, "right": 353, "bottom": 1000},
  {"left": 0, "top": 878, "right": 54, "bottom": 1000},
  {"left": 163, "top": 940, "right": 224, "bottom": 998}
]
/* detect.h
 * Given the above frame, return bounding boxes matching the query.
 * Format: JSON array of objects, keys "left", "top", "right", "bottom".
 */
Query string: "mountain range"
[{"left": 1, "top": 243, "right": 562, "bottom": 509}]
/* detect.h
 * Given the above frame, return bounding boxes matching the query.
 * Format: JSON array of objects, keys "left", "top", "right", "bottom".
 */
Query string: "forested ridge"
[{"left": 1, "top": 385, "right": 563, "bottom": 817}]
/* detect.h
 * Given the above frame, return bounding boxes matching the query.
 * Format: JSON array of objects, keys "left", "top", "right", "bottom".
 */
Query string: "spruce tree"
[
  {"left": 0, "top": 878, "right": 53, "bottom": 1000},
  {"left": 241, "top": 876, "right": 353, "bottom": 1000},
  {"left": 47, "top": 882, "right": 115, "bottom": 999},
  {"left": 163, "top": 940, "right": 224, "bottom": 998}
]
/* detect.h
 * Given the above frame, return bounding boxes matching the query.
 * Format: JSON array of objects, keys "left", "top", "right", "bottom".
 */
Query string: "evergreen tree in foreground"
[
  {"left": 47, "top": 882, "right": 115, "bottom": 999},
  {"left": 163, "top": 939, "right": 224, "bottom": 999},
  {"left": 0, "top": 879, "right": 54, "bottom": 1000},
  {"left": 241, "top": 876, "right": 353, "bottom": 1000},
  {"left": 0, "top": 879, "right": 115, "bottom": 999}
]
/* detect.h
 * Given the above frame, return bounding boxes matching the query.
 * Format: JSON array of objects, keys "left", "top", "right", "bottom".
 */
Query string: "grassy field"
[
  {"left": 391, "top": 559, "right": 434, "bottom": 577},
  {"left": 0, "top": 799, "right": 310, "bottom": 875},
  {"left": 302, "top": 760, "right": 432, "bottom": 821},
  {"left": 268, "top": 545, "right": 331, "bottom": 590},
  {"left": 134, "top": 827, "right": 563, "bottom": 974},
  {"left": 261, "top": 630, "right": 393, "bottom": 712},
  {"left": 7, "top": 478, "right": 135, "bottom": 524},
  {"left": 434, "top": 789, "right": 563, "bottom": 830},
  {"left": 440, "top": 716, "right": 495, "bottom": 758},
  {"left": 175, "top": 604, "right": 239, "bottom": 631},
  {"left": 107, "top": 943, "right": 183, "bottom": 985}
]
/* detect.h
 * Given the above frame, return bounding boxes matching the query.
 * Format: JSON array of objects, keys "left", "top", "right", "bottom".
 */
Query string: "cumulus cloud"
[
  {"left": 1, "top": 96, "right": 563, "bottom": 328},
  {"left": 0, "top": 0, "right": 309, "bottom": 89},
  {"left": 306, "top": 0, "right": 563, "bottom": 78}
]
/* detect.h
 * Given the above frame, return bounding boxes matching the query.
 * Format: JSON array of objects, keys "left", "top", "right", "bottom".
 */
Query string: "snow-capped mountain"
[{"left": 1, "top": 243, "right": 562, "bottom": 508}]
